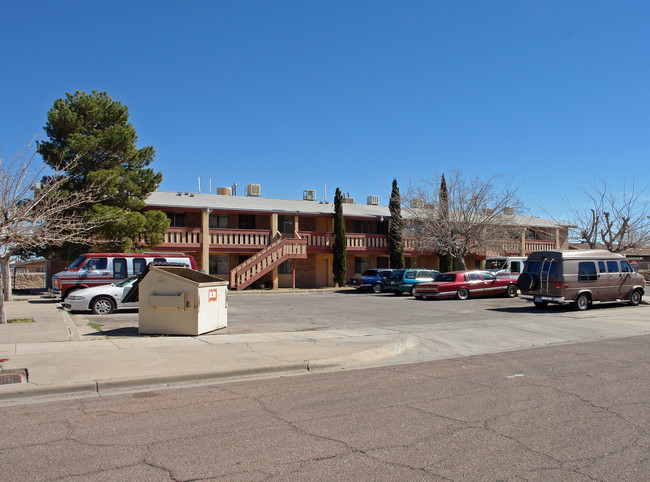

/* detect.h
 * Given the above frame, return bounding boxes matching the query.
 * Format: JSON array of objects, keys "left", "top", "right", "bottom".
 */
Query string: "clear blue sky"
[{"left": 2, "top": 1, "right": 648, "bottom": 220}]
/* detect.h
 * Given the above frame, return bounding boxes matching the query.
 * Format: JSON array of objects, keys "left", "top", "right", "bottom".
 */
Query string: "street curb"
[{"left": 0, "top": 362, "right": 310, "bottom": 403}]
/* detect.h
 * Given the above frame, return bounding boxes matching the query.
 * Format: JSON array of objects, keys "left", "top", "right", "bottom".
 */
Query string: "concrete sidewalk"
[{"left": 0, "top": 296, "right": 413, "bottom": 402}]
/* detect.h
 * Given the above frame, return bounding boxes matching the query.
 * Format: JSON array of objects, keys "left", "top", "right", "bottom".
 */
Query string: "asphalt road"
[{"left": 1, "top": 334, "right": 647, "bottom": 481}]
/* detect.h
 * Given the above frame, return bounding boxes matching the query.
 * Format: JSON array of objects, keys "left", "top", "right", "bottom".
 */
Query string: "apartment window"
[
  {"left": 278, "top": 215, "right": 294, "bottom": 234},
  {"left": 209, "top": 214, "right": 229, "bottom": 229},
  {"left": 239, "top": 214, "right": 255, "bottom": 229},
  {"left": 377, "top": 221, "right": 388, "bottom": 235},
  {"left": 354, "top": 220, "right": 370, "bottom": 233},
  {"left": 376, "top": 257, "right": 389, "bottom": 269},
  {"left": 354, "top": 257, "right": 369, "bottom": 274},
  {"left": 278, "top": 260, "right": 292, "bottom": 275},
  {"left": 166, "top": 212, "right": 185, "bottom": 227},
  {"left": 210, "top": 255, "right": 230, "bottom": 275}
]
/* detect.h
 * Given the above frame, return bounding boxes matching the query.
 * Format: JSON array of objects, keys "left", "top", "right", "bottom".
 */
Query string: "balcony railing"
[
  {"left": 163, "top": 227, "right": 202, "bottom": 246},
  {"left": 161, "top": 227, "right": 271, "bottom": 248},
  {"left": 160, "top": 228, "right": 558, "bottom": 256}
]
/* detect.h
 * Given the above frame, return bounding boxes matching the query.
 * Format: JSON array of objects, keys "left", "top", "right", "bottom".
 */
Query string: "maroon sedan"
[{"left": 412, "top": 270, "right": 519, "bottom": 300}]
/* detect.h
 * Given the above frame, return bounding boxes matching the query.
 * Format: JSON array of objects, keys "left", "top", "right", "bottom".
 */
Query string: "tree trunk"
[
  {"left": 0, "top": 257, "right": 9, "bottom": 324},
  {"left": 1, "top": 256, "right": 12, "bottom": 302},
  {"left": 455, "top": 255, "right": 467, "bottom": 271}
]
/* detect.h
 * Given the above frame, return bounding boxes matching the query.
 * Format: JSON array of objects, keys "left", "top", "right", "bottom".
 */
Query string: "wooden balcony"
[
  {"left": 159, "top": 228, "right": 558, "bottom": 257},
  {"left": 160, "top": 227, "right": 271, "bottom": 250}
]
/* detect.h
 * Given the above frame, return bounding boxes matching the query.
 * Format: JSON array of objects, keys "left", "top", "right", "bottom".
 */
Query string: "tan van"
[{"left": 518, "top": 250, "right": 645, "bottom": 310}]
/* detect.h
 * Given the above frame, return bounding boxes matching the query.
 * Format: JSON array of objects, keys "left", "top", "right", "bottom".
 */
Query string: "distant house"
[
  {"left": 143, "top": 188, "right": 570, "bottom": 290},
  {"left": 7, "top": 257, "right": 50, "bottom": 292}
]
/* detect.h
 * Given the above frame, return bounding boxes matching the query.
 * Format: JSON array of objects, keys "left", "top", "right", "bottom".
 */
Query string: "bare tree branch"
[
  {"left": 1, "top": 139, "right": 110, "bottom": 322},
  {"left": 404, "top": 170, "right": 523, "bottom": 270},
  {"left": 566, "top": 179, "right": 650, "bottom": 252}
]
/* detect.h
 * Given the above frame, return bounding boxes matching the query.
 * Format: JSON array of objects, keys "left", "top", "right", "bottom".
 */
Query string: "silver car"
[{"left": 63, "top": 276, "right": 139, "bottom": 315}]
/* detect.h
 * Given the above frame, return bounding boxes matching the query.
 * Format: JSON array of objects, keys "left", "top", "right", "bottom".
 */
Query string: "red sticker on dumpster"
[{"left": 208, "top": 288, "right": 218, "bottom": 302}]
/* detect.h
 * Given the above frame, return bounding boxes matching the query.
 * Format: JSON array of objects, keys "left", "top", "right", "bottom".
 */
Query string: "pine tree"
[
  {"left": 333, "top": 188, "right": 347, "bottom": 287},
  {"left": 438, "top": 174, "right": 453, "bottom": 272},
  {"left": 388, "top": 179, "right": 404, "bottom": 269},
  {"left": 37, "top": 90, "right": 169, "bottom": 257}
]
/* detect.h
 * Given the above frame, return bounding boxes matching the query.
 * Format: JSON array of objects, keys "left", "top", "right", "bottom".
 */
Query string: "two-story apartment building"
[{"left": 145, "top": 189, "right": 570, "bottom": 290}]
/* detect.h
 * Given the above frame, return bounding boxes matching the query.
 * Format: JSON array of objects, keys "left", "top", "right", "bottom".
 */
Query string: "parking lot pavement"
[{"left": 2, "top": 290, "right": 649, "bottom": 402}]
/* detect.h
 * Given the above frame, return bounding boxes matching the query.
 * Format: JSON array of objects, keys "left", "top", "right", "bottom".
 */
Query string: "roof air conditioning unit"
[
  {"left": 367, "top": 195, "right": 379, "bottom": 205},
  {"left": 216, "top": 187, "right": 232, "bottom": 196},
  {"left": 246, "top": 184, "right": 261, "bottom": 197},
  {"left": 303, "top": 190, "right": 316, "bottom": 201}
]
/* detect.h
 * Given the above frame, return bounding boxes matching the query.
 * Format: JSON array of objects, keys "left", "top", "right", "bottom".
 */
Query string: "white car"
[{"left": 63, "top": 276, "right": 139, "bottom": 315}]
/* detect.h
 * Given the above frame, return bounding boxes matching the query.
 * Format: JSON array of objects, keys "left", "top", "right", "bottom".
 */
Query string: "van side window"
[
  {"left": 405, "top": 271, "right": 416, "bottom": 279},
  {"left": 578, "top": 262, "right": 597, "bottom": 282},
  {"left": 83, "top": 258, "right": 107, "bottom": 270},
  {"left": 606, "top": 260, "right": 619, "bottom": 272},
  {"left": 621, "top": 261, "right": 634, "bottom": 273},
  {"left": 153, "top": 257, "right": 167, "bottom": 265},
  {"left": 133, "top": 258, "right": 147, "bottom": 274},
  {"left": 598, "top": 261, "right": 607, "bottom": 273},
  {"left": 113, "top": 258, "right": 127, "bottom": 279}
]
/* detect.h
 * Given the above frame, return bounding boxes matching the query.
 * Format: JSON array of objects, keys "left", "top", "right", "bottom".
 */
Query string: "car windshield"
[
  {"left": 68, "top": 256, "right": 87, "bottom": 270},
  {"left": 115, "top": 276, "right": 138, "bottom": 287},
  {"left": 434, "top": 273, "right": 456, "bottom": 282}
]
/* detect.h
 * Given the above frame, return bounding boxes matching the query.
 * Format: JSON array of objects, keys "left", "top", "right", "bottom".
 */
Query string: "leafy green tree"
[
  {"left": 37, "top": 90, "right": 169, "bottom": 255},
  {"left": 332, "top": 187, "right": 347, "bottom": 287},
  {"left": 388, "top": 179, "right": 404, "bottom": 269}
]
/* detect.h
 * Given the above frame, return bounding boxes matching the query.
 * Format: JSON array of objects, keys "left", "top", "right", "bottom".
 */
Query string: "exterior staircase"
[{"left": 229, "top": 236, "right": 308, "bottom": 290}]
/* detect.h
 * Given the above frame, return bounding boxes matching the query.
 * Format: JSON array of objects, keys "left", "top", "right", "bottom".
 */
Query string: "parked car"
[
  {"left": 518, "top": 249, "right": 645, "bottom": 310},
  {"left": 383, "top": 269, "right": 439, "bottom": 296},
  {"left": 52, "top": 252, "right": 197, "bottom": 300},
  {"left": 63, "top": 276, "right": 139, "bottom": 315},
  {"left": 413, "top": 270, "right": 519, "bottom": 300},
  {"left": 347, "top": 269, "right": 393, "bottom": 292}
]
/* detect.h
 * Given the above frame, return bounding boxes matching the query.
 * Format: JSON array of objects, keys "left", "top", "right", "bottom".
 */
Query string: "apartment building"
[{"left": 145, "top": 187, "right": 570, "bottom": 290}]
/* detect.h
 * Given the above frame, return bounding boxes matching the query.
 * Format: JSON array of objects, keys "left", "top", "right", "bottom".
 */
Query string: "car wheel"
[
  {"left": 456, "top": 288, "right": 470, "bottom": 300},
  {"left": 372, "top": 283, "right": 382, "bottom": 293},
  {"left": 629, "top": 289, "right": 642, "bottom": 306},
  {"left": 533, "top": 300, "right": 548, "bottom": 308},
  {"left": 92, "top": 296, "right": 116, "bottom": 315},
  {"left": 506, "top": 284, "right": 518, "bottom": 298},
  {"left": 574, "top": 293, "right": 590, "bottom": 311},
  {"left": 409, "top": 286, "right": 416, "bottom": 296}
]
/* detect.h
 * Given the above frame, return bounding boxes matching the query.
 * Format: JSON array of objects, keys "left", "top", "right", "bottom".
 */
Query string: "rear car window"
[{"left": 389, "top": 270, "right": 405, "bottom": 279}]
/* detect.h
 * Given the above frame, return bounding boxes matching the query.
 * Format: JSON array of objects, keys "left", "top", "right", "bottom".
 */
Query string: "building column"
[
  {"left": 201, "top": 209, "right": 210, "bottom": 273},
  {"left": 555, "top": 228, "right": 560, "bottom": 249},
  {"left": 270, "top": 213, "right": 279, "bottom": 289},
  {"left": 520, "top": 228, "right": 526, "bottom": 257},
  {"left": 294, "top": 215, "right": 299, "bottom": 237}
]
